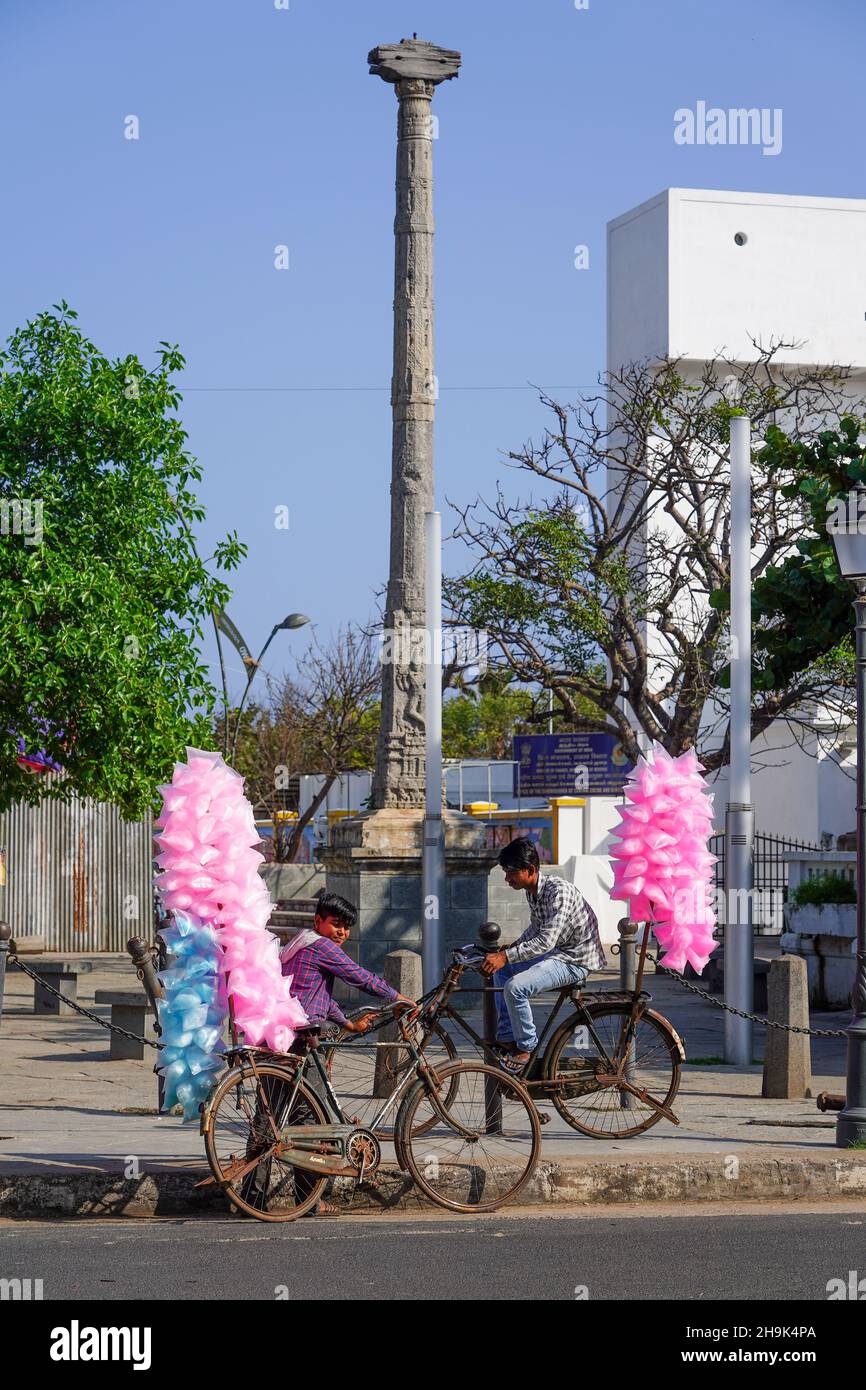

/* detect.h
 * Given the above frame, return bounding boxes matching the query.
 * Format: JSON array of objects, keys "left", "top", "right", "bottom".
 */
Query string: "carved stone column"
[
  {"left": 321, "top": 40, "right": 498, "bottom": 976},
  {"left": 369, "top": 38, "right": 461, "bottom": 809}
]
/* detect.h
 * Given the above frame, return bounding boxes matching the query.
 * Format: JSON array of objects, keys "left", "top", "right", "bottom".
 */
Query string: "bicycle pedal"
[{"left": 537, "top": 1111, "right": 551, "bottom": 1125}]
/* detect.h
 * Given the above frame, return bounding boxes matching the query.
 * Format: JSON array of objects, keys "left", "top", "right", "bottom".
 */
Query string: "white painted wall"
[
  {"left": 609, "top": 188, "right": 866, "bottom": 373},
  {"left": 606, "top": 187, "right": 866, "bottom": 842}
]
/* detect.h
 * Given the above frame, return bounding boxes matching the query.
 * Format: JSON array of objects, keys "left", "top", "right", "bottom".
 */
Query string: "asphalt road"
[{"left": 2, "top": 1201, "right": 866, "bottom": 1302}]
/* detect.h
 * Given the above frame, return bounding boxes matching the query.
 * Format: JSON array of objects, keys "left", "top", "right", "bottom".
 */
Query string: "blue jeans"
[{"left": 495, "top": 954, "right": 589, "bottom": 1052}]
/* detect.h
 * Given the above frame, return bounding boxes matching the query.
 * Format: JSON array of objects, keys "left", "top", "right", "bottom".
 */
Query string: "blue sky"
[{"left": 3, "top": 0, "right": 864, "bottom": 704}]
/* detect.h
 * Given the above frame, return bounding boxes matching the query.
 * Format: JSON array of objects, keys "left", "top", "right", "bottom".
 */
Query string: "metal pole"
[
  {"left": 617, "top": 917, "right": 637, "bottom": 992},
  {"left": 127, "top": 936, "right": 166, "bottom": 1112},
  {"left": 478, "top": 921, "right": 503, "bottom": 1133},
  {"left": 837, "top": 581, "right": 866, "bottom": 1145},
  {"left": 0, "top": 922, "right": 11, "bottom": 1034},
  {"left": 725, "top": 414, "right": 754, "bottom": 1065},
  {"left": 212, "top": 612, "right": 230, "bottom": 759},
  {"left": 229, "top": 627, "right": 279, "bottom": 768},
  {"left": 422, "top": 510, "right": 445, "bottom": 991},
  {"left": 617, "top": 917, "right": 637, "bottom": 1109}
]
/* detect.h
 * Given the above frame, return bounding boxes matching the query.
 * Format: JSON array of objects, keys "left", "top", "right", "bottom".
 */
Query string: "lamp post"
[
  {"left": 228, "top": 613, "right": 310, "bottom": 767},
  {"left": 422, "top": 510, "right": 444, "bottom": 990},
  {"left": 725, "top": 413, "right": 754, "bottom": 1065},
  {"left": 827, "top": 483, "right": 866, "bottom": 1146}
]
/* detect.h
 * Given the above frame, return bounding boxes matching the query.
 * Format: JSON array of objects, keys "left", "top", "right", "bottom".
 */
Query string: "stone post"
[
  {"left": 762, "top": 955, "right": 812, "bottom": 1099},
  {"left": 372, "top": 949, "right": 422, "bottom": 1096}
]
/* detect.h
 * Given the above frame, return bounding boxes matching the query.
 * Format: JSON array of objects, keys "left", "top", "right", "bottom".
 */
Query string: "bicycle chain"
[
  {"left": 657, "top": 965, "right": 848, "bottom": 1037},
  {"left": 9, "top": 953, "right": 162, "bottom": 1050}
]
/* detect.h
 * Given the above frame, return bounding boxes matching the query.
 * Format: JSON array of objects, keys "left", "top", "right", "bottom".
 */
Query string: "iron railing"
[{"left": 710, "top": 829, "right": 820, "bottom": 935}]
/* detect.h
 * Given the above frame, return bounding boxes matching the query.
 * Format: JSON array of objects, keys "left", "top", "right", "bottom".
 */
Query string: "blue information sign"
[{"left": 513, "top": 733, "right": 634, "bottom": 797}]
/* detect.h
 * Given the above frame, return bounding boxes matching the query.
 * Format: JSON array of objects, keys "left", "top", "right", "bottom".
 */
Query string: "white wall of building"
[
  {"left": 607, "top": 187, "right": 866, "bottom": 842},
  {"left": 609, "top": 187, "right": 866, "bottom": 373}
]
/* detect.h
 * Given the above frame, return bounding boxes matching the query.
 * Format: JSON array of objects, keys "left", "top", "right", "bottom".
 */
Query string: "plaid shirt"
[
  {"left": 281, "top": 937, "right": 398, "bottom": 1028},
  {"left": 506, "top": 874, "right": 607, "bottom": 972}
]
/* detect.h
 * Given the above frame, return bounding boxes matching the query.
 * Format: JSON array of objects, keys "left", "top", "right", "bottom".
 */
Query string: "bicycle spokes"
[
  {"left": 549, "top": 1006, "right": 681, "bottom": 1138},
  {"left": 400, "top": 1063, "right": 541, "bottom": 1212}
]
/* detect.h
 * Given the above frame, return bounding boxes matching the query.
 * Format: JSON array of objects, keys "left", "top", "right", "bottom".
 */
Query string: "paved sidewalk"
[{"left": 1, "top": 949, "right": 862, "bottom": 1217}]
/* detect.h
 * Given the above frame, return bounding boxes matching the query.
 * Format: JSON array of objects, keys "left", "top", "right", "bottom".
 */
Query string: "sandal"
[{"left": 498, "top": 1052, "right": 531, "bottom": 1073}]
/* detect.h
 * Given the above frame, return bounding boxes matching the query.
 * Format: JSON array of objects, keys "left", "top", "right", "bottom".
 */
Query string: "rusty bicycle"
[
  {"left": 329, "top": 923, "right": 685, "bottom": 1139},
  {"left": 199, "top": 1002, "right": 541, "bottom": 1221}
]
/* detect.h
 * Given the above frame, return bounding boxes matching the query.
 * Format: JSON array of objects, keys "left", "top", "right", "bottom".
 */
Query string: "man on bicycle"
[{"left": 481, "top": 837, "right": 607, "bottom": 1071}]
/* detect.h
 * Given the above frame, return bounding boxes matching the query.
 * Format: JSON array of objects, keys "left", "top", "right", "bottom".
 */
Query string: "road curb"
[{"left": 3, "top": 1150, "right": 866, "bottom": 1218}]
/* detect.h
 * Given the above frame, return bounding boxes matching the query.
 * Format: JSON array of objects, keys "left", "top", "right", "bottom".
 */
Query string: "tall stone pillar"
[
  {"left": 322, "top": 39, "right": 498, "bottom": 977},
  {"left": 369, "top": 38, "right": 461, "bottom": 809}
]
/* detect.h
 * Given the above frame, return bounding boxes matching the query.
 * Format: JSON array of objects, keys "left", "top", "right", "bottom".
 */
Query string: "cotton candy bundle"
[
  {"left": 154, "top": 747, "right": 307, "bottom": 1054},
  {"left": 609, "top": 743, "right": 718, "bottom": 974},
  {"left": 156, "top": 911, "right": 228, "bottom": 1120}
]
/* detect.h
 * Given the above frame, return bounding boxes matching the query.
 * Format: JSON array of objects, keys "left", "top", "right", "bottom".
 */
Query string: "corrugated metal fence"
[{"left": 0, "top": 778, "right": 153, "bottom": 951}]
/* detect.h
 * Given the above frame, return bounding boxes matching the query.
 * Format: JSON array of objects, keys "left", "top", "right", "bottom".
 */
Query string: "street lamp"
[
  {"left": 228, "top": 613, "right": 310, "bottom": 767},
  {"left": 827, "top": 483, "right": 866, "bottom": 1146}
]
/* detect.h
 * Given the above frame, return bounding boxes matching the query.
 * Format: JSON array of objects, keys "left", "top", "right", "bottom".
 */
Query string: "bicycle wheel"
[
  {"left": 397, "top": 1061, "right": 540, "bottom": 1213},
  {"left": 203, "top": 1063, "right": 328, "bottom": 1222},
  {"left": 546, "top": 1005, "right": 681, "bottom": 1138},
  {"left": 326, "top": 1017, "right": 458, "bottom": 1136}
]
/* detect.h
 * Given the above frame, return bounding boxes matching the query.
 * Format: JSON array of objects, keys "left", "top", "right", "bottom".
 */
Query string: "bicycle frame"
[{"left": 226, "top": 1012, "right": 470, "bottom": 1184}]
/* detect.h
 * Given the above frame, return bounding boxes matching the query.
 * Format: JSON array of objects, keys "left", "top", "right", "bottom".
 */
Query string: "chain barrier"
[
  {"left": 656, "top": 963, "right": 848, "bottom": 1038},
  {"left": 9, "top": 952, "right": 162, "bottom": 1050},
  {"left": 7, "top": 949, "right": 851, "bottom": 1045}
]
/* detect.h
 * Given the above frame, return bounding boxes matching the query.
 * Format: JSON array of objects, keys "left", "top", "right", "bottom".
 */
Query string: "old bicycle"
[
  {"left": 329, "top": 923, "right": 685, "bottom": 1139},
  {"left": 199, "top": 1002, "right": 541, "bottom": 1221}
]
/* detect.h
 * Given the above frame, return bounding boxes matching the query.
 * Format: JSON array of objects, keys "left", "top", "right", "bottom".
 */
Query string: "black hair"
[
  {"left": 313, "top": 889, "right": 357, "bottom": 930},
  {"left": 498, "top": 836, "right": 540, "bottom": 872}
]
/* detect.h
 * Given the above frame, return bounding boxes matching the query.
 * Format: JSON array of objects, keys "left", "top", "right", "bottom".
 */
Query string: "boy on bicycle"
[
  {"left": 280, "top": 890, "right": 415, "bottom": 1035},
  {"left": 481, "top": 837, "right": 607, "bottom": 1071}
]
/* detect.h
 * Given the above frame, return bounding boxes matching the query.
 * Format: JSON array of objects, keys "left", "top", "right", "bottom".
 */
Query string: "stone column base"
[{"left": 320, "top": 808, "right": 499, "bottom": 982}]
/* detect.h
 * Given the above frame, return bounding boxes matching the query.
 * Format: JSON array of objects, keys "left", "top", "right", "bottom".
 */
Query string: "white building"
[{"left": 607, "top": 187, "right": 866, "bottom": 844}]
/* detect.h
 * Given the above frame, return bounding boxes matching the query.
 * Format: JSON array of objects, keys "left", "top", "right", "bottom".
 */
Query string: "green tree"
[
  {"left": 0, "top": 305, "right": 245, "bottom": 816},
  {"left": 711, "top": 418, "right": 865, "bottom": 694},
  {"left": 443, "top": 682, "right": 533, "bottom": 761},
  {"left": 448, "top": 348, "right": 861, "bottom": 770}
]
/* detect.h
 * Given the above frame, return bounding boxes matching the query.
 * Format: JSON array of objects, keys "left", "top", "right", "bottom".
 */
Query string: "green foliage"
[
  {"left": 443, "top": 682, "right": 535, "bottom": 761},
  {"left": 791, "top": 873, "right": 856, "bottom": 906},
  {"left": 446, "top": 506, "right": 628, "bottom": 679},
  {"left": 711, "top": 417, "right": 866, "bottom": 691},
  {"left": 0, "top": 305, "right": 246, "bottom": 816}
]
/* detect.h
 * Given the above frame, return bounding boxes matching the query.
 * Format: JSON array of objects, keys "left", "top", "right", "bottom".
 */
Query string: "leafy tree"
[
  {"left": 0, "top": 305, "right": 245, "bottom": 816},
  {"left": 447, "top": 347, "right": 861, "bottom": 771},
  {"left": 712, "top": 418, "right": 865, "bottom": 694},
  {"left": 443, "top": 680, "right": 534, "bottom": 761}
]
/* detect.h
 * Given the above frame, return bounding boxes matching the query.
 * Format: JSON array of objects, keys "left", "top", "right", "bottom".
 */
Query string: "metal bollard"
[
  {"left": 616, "top": 918, "right": 638, "bottom": 1109},
  {"left": 127, "top": 936, "right": 166, "bottom": 1110},
  {"left": 617, "top": 917, "right": 638, "bottom": 992},
  {"left": 478, "top": 921, "right": 503, "bottom": 1134},
  {"left": 0, "top": 922, "right": 11, "bottom": 1034}
]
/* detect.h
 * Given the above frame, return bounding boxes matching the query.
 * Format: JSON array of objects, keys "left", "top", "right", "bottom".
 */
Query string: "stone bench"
[
  {"left": 267, "top": 900, "right": 318, "bottom": 944},
  {"left": 702, "top": 953, "right": 770, "bottom": 1013},
  {"left": 94, "top": 989, "right": 156, "bottom": 1060},
  {"left": 29, "top": 960, "right": 81, "bottom": 1016}
]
